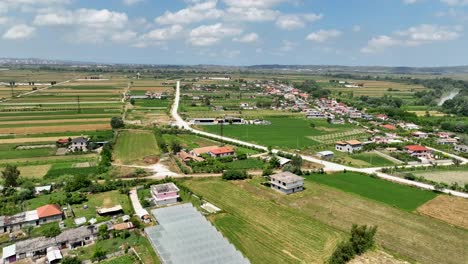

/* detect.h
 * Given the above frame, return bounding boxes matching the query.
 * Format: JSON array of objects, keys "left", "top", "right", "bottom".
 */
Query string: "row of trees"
[{"left": 329, "top": 224, "right": 378, "bottom": 264}]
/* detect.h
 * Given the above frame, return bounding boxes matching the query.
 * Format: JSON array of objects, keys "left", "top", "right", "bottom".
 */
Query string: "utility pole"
[{"left": 77, "top": 96, "right": 81, "bottom": 113}]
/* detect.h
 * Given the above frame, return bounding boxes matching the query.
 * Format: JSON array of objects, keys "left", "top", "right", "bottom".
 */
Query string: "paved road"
[{"left": 171, "top": 81, "right": 468, "bottom": 198}]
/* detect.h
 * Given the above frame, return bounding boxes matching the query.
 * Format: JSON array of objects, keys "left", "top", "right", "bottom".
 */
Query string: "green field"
[
  {"left": 202, "top": 117, "right": 356, "bottom": 150},
  {"left": 184, "top": 179, "right": 343, "bottom": 264},
  {"left": 184, "top": 177, "right": 468, "bottom": 264},
  {"left": 114, "top": 130, "right": 159, "bottom": 164},
  {"left": 350, "top": 153, "right": 397, "bottom": 167},
  {"left": 307, "top": 172, "right": 437, "bottom": 211}
]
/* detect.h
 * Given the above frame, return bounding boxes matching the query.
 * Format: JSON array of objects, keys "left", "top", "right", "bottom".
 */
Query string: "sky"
[{"left": 1, "top": 0, "right": 468, "bottom": 66}]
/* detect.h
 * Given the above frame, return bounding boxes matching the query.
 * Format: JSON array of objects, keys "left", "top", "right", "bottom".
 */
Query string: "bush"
[
  {"left": 61, "top": 257, "right": 81, "bottom": 264},
  {"left": 328, "top": 224, "right": 377, "bottom": 264},
  {"left": 42, "top": 224, "right": 61, "bottom": 237},
  {"left": 222, "top": 170, "right": 248, "bottom": 180}
]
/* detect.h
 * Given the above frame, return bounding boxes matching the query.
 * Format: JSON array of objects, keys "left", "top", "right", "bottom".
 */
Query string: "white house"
[
  {"left": 317, "top": 151, "right": 334, "bottom": 159},
  {"left": 454, "top": 144, "right": 468, "bottom": 153},
  {"left": 269, "top": 172, "right": 304, "bottom": 195},
  {"left": 69, "top": 137, "right": 89, "bottom": 152},
  {"left": 335, "top": 140, "right": 363, "bottom": 153},
  {"left": 412, "top": 131, "right": 428, "bottom": 139}
]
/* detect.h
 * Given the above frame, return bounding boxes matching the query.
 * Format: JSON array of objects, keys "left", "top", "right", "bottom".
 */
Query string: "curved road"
[{"left": 171, "top": 81, "right": 468, "bottom": 198}]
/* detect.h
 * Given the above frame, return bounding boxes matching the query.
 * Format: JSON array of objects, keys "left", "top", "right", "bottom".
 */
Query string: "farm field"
[
  {"left": 113, "top": 130, "right": 159, "bottom": 164},
  {"left": 184, "top": 179, "right": 344, "bottom": 264},
  {"left": 184, "top": 177, "right": 468, "bottom": 264},
  {"left": 413, "top": 170, "right": 468, "bottom": 185},
  {"left": 321, "top": 79, "right": 426, "bottom": 98},
  {"left": 349, "top": 153, "right": 397, "bottom": 167},
  {"left": 202, "top": 117, "right": 358, "bottom": 151},
  {"left": 306, "top": 172, "right": 437, "bottom": 211},
  {"left": 417, "top": 195, "right": 468, "bottom": 229}
]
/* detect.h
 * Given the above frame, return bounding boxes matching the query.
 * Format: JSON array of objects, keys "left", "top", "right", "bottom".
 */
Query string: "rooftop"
[
  {"left": 270, "top": 171, "right": 304, "bottom": 184},
  {"left": 210, "top": 147, "right": 235, "bottom": 155},
  {"left": 37, "top": 204, "right": 62, "bottom": 219},
  {"left": 191, "top": 145, "right": 219, "bottom": 155},
  {"left": 152, "top": 182, "right": 180, "bottom": 194},
  {"left": 405, "top": 145, "right": 429, "bottom": 151}
]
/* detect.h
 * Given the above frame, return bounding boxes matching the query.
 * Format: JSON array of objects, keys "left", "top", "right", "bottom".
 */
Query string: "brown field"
[
  {"left": 409, "top": 110, "right": 446, "bottom": 117},
  {"left": 0, "top": 123, "right": 110, "bottom": 134},
  {"left": 414, "top": 170, "right": 468, "bottom": 185},
  {"left": 417, "top": 195, "right": 468, "bottom": 229},
  {"left": 0, "top": 118, "right": 109, "bottom": 125},
  {"left": 349, "top": 250, "right": 409, "bottom": 264},
  {"left": 17, "top": 165, "right": 51, "bottom": 178}
]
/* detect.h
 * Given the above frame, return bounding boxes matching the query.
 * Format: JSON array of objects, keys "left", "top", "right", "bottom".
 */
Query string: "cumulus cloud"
[
  {"left": 222, "top": 0, "right": 286, "bottom": 8},
  {"left": 361, "top": 24, "right": 461, "bottom": 53},
  {"left": 132, "top": 25, "right": 183, "bottom": 48},
  {"left": 441, "top": 0, "right": 468, "bottom": 6},
  {"left": 306, "top": 29, "right": 342, "bottom": 42},
  {"left": 0, "top": 0, "right": 70, "bottom": 13},
  {"left": 3, "top": 24, "right": 36, "bottom": 40},
  {"left": 276, "top": 13, "right": 322, "bottom": 30},
  {"left": 189, "top": 23, "right": 242, "bottom": 46},
  {"left": 34, "top": 9, "right": 128, "bottom": 28},
  {"left": 111, "top": 30, "right": 137, "bottom": 43},
  {"left": 233, "top": 32, "right": 259, "bottom": 43},
  {"left": 226, "top": 7, "right": 279, "bottom": 22},
  {"left": 155, "top": 0, "right": 223, "bottom": 25}
]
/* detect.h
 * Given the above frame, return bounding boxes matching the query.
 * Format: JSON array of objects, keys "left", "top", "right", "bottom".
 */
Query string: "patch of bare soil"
[
  {"left": 417, "top": 195, "right": 468, "bottom": 229},
  {"left": 349, "top": 250, "right": 409, "bottom": 264},
  {"left": 143, "top": 155, "right": 160, "bottom": 164}
]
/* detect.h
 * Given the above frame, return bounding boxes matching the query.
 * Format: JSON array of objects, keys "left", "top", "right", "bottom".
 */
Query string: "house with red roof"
[
  {"left": 209, "top": 147, "right": 235, "bottom": 158},
  {"left": 376, "top": 114, "right": 388, "bottom": 121},
  {"left": 381, "top": 124, "right": 397, "bottom": 131},
  {"left": 404, "top": 145, "right": 432, "bottom": 158},
  {"left": 36, "top": 204, "right": 64, "bottom": 224}
]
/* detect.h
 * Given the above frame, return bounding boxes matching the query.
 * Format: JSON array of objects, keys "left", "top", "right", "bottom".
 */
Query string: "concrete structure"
[
  {"left": 270, "top": 172, "right": 304, "bottom": 194},
  {"left": 151, "top": 183, "right": 180, "bottom": 206},
  {"left": 454, "top": 144, "right": 468, "bottom": 153},
  {"left": 306, "top": 110, "right": 326, "bottom": 119},
  {"left": 317, "top": 151, "right": 334, "bottom": 159},
  {"left": 335, "top": 140, "right": 363, "bottom": 153},
  {"left": 412, "top": 131, "right": 429, "bottom": 139},
  {"left": 69, "top": 137, "right": 89, "bottom": 152},
  {"left": 404, "top": 145, "right": 432, "bottom": 158},
  {"left": 1, "top": 204, "right": 63, "bottom": 234},
  {"left": 96, "top": 205, "right": 123, "bottom": 216},
  {"left": 437, "top": 138, "right": 458, "bottom": 145}
]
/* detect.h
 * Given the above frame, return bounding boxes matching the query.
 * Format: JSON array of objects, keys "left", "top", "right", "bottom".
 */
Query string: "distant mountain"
[{"left": 2, "top": 58, "right": 468, "bottom": 75}]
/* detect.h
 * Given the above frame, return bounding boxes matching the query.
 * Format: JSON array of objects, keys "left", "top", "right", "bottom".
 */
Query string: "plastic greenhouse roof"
[{"left": 145, "top": 203, "right": 250, "bottom": 264}]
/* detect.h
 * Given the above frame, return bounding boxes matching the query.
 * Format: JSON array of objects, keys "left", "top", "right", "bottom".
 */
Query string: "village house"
[
  {"left": 208, "top": 147, "right": 235, "bottom": 158},
  {"left": 190, "top": 146, "right": 220, "bottom": 157},
  {"left": 97, "top": 205, "right": 123, "bottom": 216},
  {"left": 437, "top": 138, "right": 458, "bottom": 145},
  {"left": 306, "top": 110, "right": 326, "bottom": 119},
  {"left": 317, "top": 151, "right": 334, "bottom": 159},
  {"left": 151, "top": 183, "right": 180, "bottom": 206},
  {"left": 404, "top": 145, "right": 432, "bottom": 158},
  {"left": 412, "top": 131, "right": 429, "bottom": 139},
  {"left": 177, "top": 151, "right": 204, "bottom": 162},
  {"left": 399, "top": 123, "right": 420, "bottom": 130},
  {"left": 1, "top": 225, "right": 98, "bottom": 264},
  {"left": 454, "top": 144, "right": 468, "bottom": 153},
  {"left": 69, "top": 137, "right": 89, "bottom": 152},
  {"left": 381, "top": 124, "right": 397, "bottom": 131},
  {"left": 0, "top": 204, "right": 64, "bottom": 234},
  {"left": 269, "top": 172, "right": 305, "bottom": 195},
  {"left": 437, "top": 132, "right": 454, "bottom": 138},
  {"left": 376, "top": 114, "right": 388, "bottom": 121},
  {"left": 335, "top": 140, "right": 363, "bottom": 153},
  {"left": 348, "top": 111, "right": 362, "bottom": 119}
]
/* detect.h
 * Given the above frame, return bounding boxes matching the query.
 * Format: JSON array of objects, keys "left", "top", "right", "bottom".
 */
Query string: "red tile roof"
[
  {"left": 381, "top": 124, "right": 396, "bottom": 130},
  {"left": 210, "top": 147, "right": 235, "bottom": 155},
  {"left": 405, "top": 145, "right": 429, "bottom": 152},
  {"left": 37, "top": 204, "right": 63, "bottom": 218}
]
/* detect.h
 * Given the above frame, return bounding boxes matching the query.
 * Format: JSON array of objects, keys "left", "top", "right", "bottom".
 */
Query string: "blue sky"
[{"left": 1, "top": 0, "right": 468, "bottom": 66}]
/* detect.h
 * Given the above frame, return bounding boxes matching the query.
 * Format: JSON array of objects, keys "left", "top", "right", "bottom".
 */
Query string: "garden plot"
[
  {"left": 308, "top": 129, "right": 367, "bottom": 144},
  {"left": 417, "top": 195, "right": 468, "bottom": 229},
  {"left": 414, "top": 170, "right": 468, "bottom": 185}
]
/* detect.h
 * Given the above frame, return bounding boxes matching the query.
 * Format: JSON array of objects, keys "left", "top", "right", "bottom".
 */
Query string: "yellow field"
[{"left": 0, "top": 123, "right": 111, "bottom": 134}]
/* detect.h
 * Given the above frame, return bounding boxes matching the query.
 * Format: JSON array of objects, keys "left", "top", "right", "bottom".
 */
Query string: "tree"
[
  {"left": 42, "top": 224, "right": 61, "bottom": 237},
  {"left": 98, "top": 224, "right": 109, "bottom": 240},
  {"left": 329, "top": 241, "right": 355, "bottom": 264},
  {"left": 1, "top": 164, "right": 20, "bottom": 187},
  {"left": 65, "top": 174, "right": 91, "bottom": 192},
  {"left": 349, "top": 224, "right": 377, "bottom": 255},
  {"left": 222, "top": 170, "right": 248, "bottom": 180},
  {"left": 92, "top": 247, "right": 107, "bottom": 261},
  {"left": 110, "top": 117, "right": 124, "bottom": 129},
  {"left": 61, "top": 257, "right": 81, "bottom": 264},
  {"left": 170, "top": 140, "right": 182, "bottom": 154},
  {"left": 291, "top": 154, "right": 303, "bottom": 168},
  {"left": 268, "top": 156, "right": 280, "bottom": 168},
  {"left": 130, "top": 98, "right": 135, "bottom": 105}
]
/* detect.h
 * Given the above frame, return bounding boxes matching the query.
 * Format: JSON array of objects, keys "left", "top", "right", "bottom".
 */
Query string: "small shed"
[{"left": 317, "top": 151, "right": 334, "bottom": 159}]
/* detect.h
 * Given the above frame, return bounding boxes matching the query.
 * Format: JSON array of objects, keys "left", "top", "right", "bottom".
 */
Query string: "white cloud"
[
  {"left": 276, "top": 13, "right": 322, "bottom": 30},
  {"left": 0, "top": 17, "right": 9, "bottom": 24},
  {"left": 155, "top": 0, "right": 223, "bottom": 25},
  {"left": 227, "top": 7, "right": 279, "bottom": 22},
  {"left": 402, "top": 0, "right": 419, "bottom": 4},
  {"left": 142, "top": 25, "right": 183, "bottom": 41},
  {"left": 306, "top": 29, "right": 342, "bottom": 42},
  {"left": 189, "top": 23, "right": 242, "bottom": 46},
  {"left": 279, "top": 40, "right": 297, "bottom": 51},
  {"left": 123, "top": 0, "right": 143, "bottom": 6},
  {"left": 441, "top": 0, "right": 468, "bottom": 6},
  {"left": 111, "top": 30, "right": 137, "bottom": 43},
  {"left": 222, "top": 0, "right": 286, "bottom": 8},
  {"left": 233, "top": 32, "right": 259, "bottom": 43},
  {"left": 3, "top": 24, "right": 36, "bottom": 40},
  {"left": 0, "top": 0, "right": 70, "bottom": 13},
  {"left": 34, "top": 9, "right": 128, "bottom": 28},
  {"left": 361, "top": 24, "right": 461, "bottom": 53}
]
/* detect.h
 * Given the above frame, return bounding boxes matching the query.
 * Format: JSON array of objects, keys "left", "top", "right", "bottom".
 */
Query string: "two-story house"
[
  {"left": 151, "top": 183, "right": 180, "bottom": 206},
  {"left": 269, "top": 172, "right": 304, "bottom": 195}
]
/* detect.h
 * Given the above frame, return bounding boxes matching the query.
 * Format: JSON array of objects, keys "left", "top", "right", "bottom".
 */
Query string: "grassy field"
[
  {"left": 350, "top": 153, "right": 397, "bottom": 167},
  {"left": 202, "top": 117, "right": 357, "bottom": 150},
  {"left": 184, "top": 177, "right": 468, "bottom": 264},
  {"left": 307, "top": 172, "right": 436, "bottom": 211},
  {"left": 184, "top": 179, "right": 343, "bottom": 264},
  {"left": 114, "top": 130, "right": 159, "bottom": 164}
]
